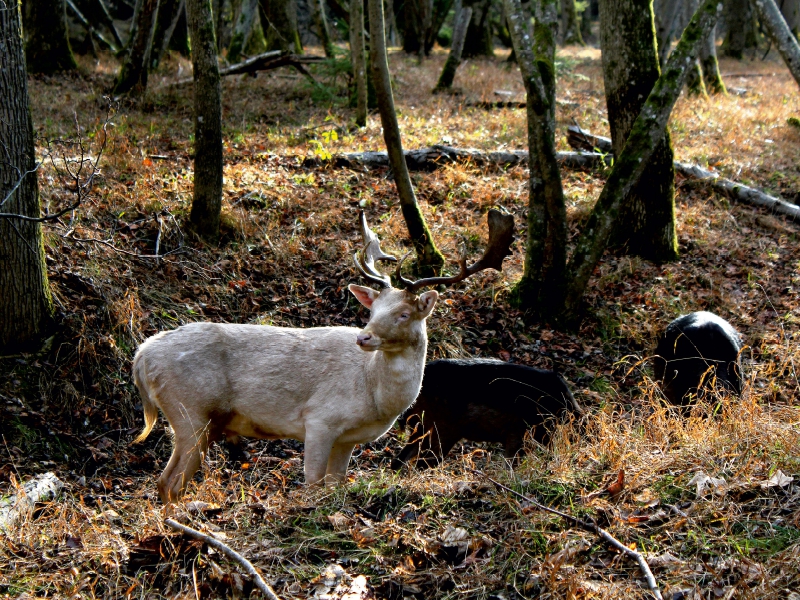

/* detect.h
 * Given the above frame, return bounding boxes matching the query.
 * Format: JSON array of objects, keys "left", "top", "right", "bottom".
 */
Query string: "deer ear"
[
  {"left": 417, "top": 290, "right": 438, "bottom": 318},
  {"left": 349, "top": 284, "right": 380, "bottom": 308}
]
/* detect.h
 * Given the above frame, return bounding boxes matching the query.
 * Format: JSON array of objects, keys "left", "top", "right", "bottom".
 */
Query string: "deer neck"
[{"left": 367, "top": 332, "right": 428, "bottom": 420}]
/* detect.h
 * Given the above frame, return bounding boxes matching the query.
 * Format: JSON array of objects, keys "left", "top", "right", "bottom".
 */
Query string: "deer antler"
[
  {"left": 396, "top": 209, "right": 514, "bottom": 293},
  {"left": 353, "top": 210, "right": 397, "bottom": 288}
]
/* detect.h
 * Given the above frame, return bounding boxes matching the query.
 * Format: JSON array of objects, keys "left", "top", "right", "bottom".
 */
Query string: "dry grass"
[{"left": 1, "top": 44, "right": 799, "bottom": 599}]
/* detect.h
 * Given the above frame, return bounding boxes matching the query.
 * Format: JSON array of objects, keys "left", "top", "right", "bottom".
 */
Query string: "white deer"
[{"left": 132, "top": 210, "right": 514, "bottom": 503}]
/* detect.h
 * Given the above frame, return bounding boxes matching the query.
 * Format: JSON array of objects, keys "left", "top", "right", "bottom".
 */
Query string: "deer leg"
[
  {"left": 325, "top": 441, "right": 356, "bottom": 484},
  {"left": 303, "top": 429, "right": 337, "bottom": 486},
  {"left": 158, "top": 428, "right": 213, "bottom": 504}
]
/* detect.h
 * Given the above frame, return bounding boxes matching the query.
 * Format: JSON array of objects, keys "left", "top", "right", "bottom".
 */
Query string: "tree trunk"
[
  {"left": 258, "top": 0, "right": 303, "bottom": 52},
  {"left": 579, "top": 1, "right": 593, "bottom": 41},
  {"left": 186, "top": 0, "right": 223, "bottom": 241},
  {"left": 367, "top": 0, "right": 445, "bottom": 273},
  {"left": 228, "top": 0, "right": 259, "bottom": 63},
  {"left": 600, "top": 0, "right": 678, "bottom": 262},
  {"left": 25, "top": 0, "right": 77, "bottom": 74},
  {"left": 309, "top": 0, "right": 335, "bottom": 57},
  {"left": 753, "top": 0, "right": 800, "bottom": 90},
  {"left": 561, "top": 0, "right": 584, "bottom": 45},
  {"left": 699, "top": 24, "right": 726, "bottom": 93},
  {"left": 151, "top": 0, "right": 181, "bottom": 68},
  {"left": 462, "top": 0, "right": 494, "bottom": 57},
  {"left": 114, "top": 0, "right": 159, "bottom": 95},
  {"left": 350, "top": 0, "right": 368, "bottom": 126},
  {"left": 434, "top": 5, "right": 472, "bottom": 90},
  {"left": 654, "top": 0, "right": 680, "bottom": 66},
  {"left": 503, "top": 0, "right": 568, "bottom": 315},
  {"left": 780, "top": 0, "right": 800, "bottom": 35},
  {"left": 217, "top": 0, "right": 233, "bottom": 50},
  {"left": 721, "top": 0, "right": 757, "bottom": 58},
  {"left": 563, "top": 0, "right": 722, "bottom": 320},
  {"left": 0, "top": 3, "right": 55, "bottom": 354},
  {"left": 169, "top": 0, "right": 192, "bottom": 55}
]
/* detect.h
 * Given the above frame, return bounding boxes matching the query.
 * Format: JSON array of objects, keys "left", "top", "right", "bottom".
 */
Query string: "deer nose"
[{"left": 356, "top": 333, "right": 372, "bottom": 346}]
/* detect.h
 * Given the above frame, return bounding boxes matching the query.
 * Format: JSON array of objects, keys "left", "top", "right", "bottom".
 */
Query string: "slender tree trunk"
[
  {"left": 114, "top": 0, "right": 160, "bottom": 94},
  {"left": 504, "top": 0, "right": 567, "bottom": 315},
  {"left": 217, "top": 0, "right": 233, "bottom": 49},
  {"left": 579, "top": 1, "right": 592, "bottom": 41},
  {"left": 258, "top": 0, "right": 303, "bottom": 52},
  {"left": 228, "top": 0, "right": 259, "bottom": 62},
  {"left": 386, "top": 0, "right": 400, "bottom": 45},
  {"left": 722, "top": 0, "right": 755, "bottom": 58},
  {"left": 367, "top": 0, "right": 444, "bottom": 273},
  {"left": 186, "top": 0, "right": 223, "bottom": 241},
  {"left": 350, "top": 0, "right": 368, "bottom": 126},
  {"left": 754, "top": 0, "right": 800, "bottom": 89},
  {"left": 601, "top": 0, "right": 677, "bottom": 261},
  {"left": 563, "top": 0, "right": 722, "bottom": 320},
  {"left": 699, "top": 25, "right": 726, "bottom": 93},
  {"left": 0, "top": 2, "right": 55, "bottom": 354},
  {"left": 561, "top": 0, "right": 584, "bottom": 45},
  {"left": 463, "top": 0, "right": 494, "bottom": 57},
  {"left": 151, "top": 0, "right": 180, "bottom": 68},
  {"left": 654, "top": 0, "right": 680, "bottom": 66},
  {"left": 309, "top": 0, "right": 335, "bottom": 57},
  {"left": 434, "top": 5, "right": 472, "bottom": 90},
  {"left": 89, "top": 0, "right": 125, "bottom": 47},
  {"left": 169, "top": 0, "right": 191, "bottom": 55},
  {"left": 26, "top": 0, "right": 77, "bottom": 74}
]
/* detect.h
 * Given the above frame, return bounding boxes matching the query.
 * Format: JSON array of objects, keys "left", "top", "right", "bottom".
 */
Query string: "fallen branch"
[
  {"left": 170, "top": 51, "right": 325, "bottom": 85},
  {"left": 0, "top": 473, "right": 64, "bottom": 532},
  {"left": 566, "top": 125, "right": 800, "bottom": 220},
  {"left": 472, "top": 469, "right": 664, "bottom": 600},
  {"left": 165, "top": 518, "right": 281, "bottom": 600}
]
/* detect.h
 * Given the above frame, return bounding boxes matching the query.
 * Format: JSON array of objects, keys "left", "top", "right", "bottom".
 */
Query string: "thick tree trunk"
[
  {"left": 186, "top": 0, "right": 223, "bottom": 241},
  {"left": 600, "top": 0, "right": 678, "bottom": 262},
  {"left": 114, "top": 0, "right": 159, "bottom": 95},
  {"left": 722, "top": 0, "right": 757, "bottom": 58},
  {"left": 434, "top": 5, "right": 472, "bottom": 90},
  {"left": 367, "top": 0, "right": 445, "bottom": 273},
  {"left": 25, "top": 0, "right": 77, "bottom": 74},
  {"left": 0, "top": 3, "right": 55, "bottom": 354},
  {"left": 654, "top": 0, "right": 680, "bottom": 66},
  {"left": 563, "top": 0, "right": 722, "bottom": 320},
  {"left": 699, "top": 25, "right": 726, "bottom": 93},
  {"left": 561, "top": 0, "right": 584, "bottom": 45},
  {"left": 228, "top": 0, "right": 259, "bottom": 63},
  {"left": 462, "top": 0, "right": 494, "bottom": 57},
  {"left": 309, "top": 0, "right": 335, "bottom": 57},
  {"left": 258, "top": 0, "right": 303, "bottom": 53},
  {"left": 780, "top": 0, "right": 800, "bottom": 35},
  {"left": 350, "top": 0, "right": 368, "bottom": 126},
  {"left": 753, "top": 0, "right": 800, "bottom": 90},
  {"left": 504, "top": 0, "right": 568, "bottom": 315}
]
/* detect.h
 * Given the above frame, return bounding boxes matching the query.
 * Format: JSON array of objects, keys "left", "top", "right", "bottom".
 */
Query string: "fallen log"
[
  {"left": 565, "top": 125, "right": 800, "bottom": 219},
  {"left": 0, "top": 472, "right": 63, "bottom": 532},
  {"left": 171, "top": 51, "right": 325, "bottom": 85}
]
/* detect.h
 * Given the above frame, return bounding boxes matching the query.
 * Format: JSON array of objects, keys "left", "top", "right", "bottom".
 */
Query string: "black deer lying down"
[
  {"left": 653, "top": 311, "right": 743, "bottom": 405},
  {"left": 391, "top": 358, "right": 583, "bottom": 469}
]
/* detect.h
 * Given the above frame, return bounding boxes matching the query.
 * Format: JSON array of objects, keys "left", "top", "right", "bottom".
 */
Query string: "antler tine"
[
  {"left": 401, "top": 209, "right": 514, "bottom": 293},
  {"left": 353, "top": 210, "right": 397, "bottom": 288}
]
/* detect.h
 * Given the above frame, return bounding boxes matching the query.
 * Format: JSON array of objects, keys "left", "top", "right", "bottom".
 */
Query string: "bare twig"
[
  {"left": 164, "top": 518, "right": 281, "bottom": 600},
  {"left": 471, "top": 469, "right": 664, "bottom": 600}
]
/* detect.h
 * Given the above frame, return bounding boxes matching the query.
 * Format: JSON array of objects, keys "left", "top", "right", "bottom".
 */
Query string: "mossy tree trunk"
[
  {"left": 114, "top": 0, "right": 159, "bottom": 95},
  {"left": 562, "top": 0, "right": 723, "bottom": 320},
  {"left": 228, "top": 0, "right": 259, "bottom": 62},
  {"left": 367, "top": 0, "right": 445, "bottom": 273},
  {"left": 560, "top": 0, "right": 584, "bottom": 45},
  {"left": 462, "top": 0, "right": 494, "bottom": 57},
  {"left": 186, "top": 0, "right": 223, "bottom": 241},
  {"left": 722, "top": 0, "right": 757, "bottom": 58},
  {"left": 504, "top": 0, "right": 568, "bottom": 316},
  {"left": 699, "top": 24, "right": 726, "bottom": 94},
  {"left": 434, "top": 5, "right": 472, "bottom": 90},
  {"left": 309, "top": 0, "right": 335, "bottom": 57},
  {"left": 350, "top": 0, "right": 368, "bottom": 126},
  {"left": 25, "top": 0, "right": 77, "bottom": 74},
  {"left": 0, "top": 2, "right": 55, "bottom": 354},
  {"left": 600, "top": 0, "right": 678, "bottom": 262},
  {"left": 258, "top": 0, "right": 303, "bottom": 52},
  {"left": 654, "top": 0, "right": 680, "bottom": 66},
  {"left": 753, "top": 0, "right": 800, "bottom": 90}
]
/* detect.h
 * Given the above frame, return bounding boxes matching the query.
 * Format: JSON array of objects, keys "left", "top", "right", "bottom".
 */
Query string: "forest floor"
[{"left": 1, "top": 44, "right": 800, "bottom": 599}]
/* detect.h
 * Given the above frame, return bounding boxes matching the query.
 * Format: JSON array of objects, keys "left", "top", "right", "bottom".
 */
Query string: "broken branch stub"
[{"left": 396, "top": 209, "right": 515, "bottom": 293}]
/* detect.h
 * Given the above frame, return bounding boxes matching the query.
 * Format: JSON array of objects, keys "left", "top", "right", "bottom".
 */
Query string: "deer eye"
[{"left": 398, "top": 312, "right": 410, "bottom": 321}]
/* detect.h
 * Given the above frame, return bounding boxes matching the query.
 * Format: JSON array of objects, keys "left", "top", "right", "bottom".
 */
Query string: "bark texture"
[
  {"left": 350, "top": 0, "right": 368, "bottom": 126},
  {"left": 563, "top": 0, "right": 722, "bottom": 319},
  {"left": 561, "top": 0, "right": 584, "bottom": 45},
  {"left": 463, "top": 0, "right": 494, "bottom": 57},
  {"left": 699, "top": 24, "right": 726, "bottom": 94},
  {"left": 368, "top": 0, "right": 444, "bottom": 273},
  {"left": 25, "top": 0, "right": 77, "bottom": 74},
  {"left": 186, "top": 0, "right": 223, "bottom": 240},
  {"left": 228, "top": 0, "right": 260, "bottom": 63},
  {"left": 654, "top": 0, "right": 680, "bottom": 66},
  {"left": 600, "top": 0, "right": 678, "bottom": 262},
  {"left": 721, "top": 0, "right": 756, "bottom": 58},
  {"left": 753, "top": 0, "right": 800, "bottom": 90},
  {"left": 114, "top": 0, "right": 159, "bottom": 95},
  {"left": 503, "top": 0, "right": 567, "bottom": 315},
  {"left": 258, "top": 0, "right": 303, "bottom": 53},
  {"left": 309, "top": 0, "right": 335, "bottom": 57},
  {"left": 434, "top": 5, "right": 472, "bottom": 90},
  {"left": 151, "top": 0, "right": 183, "bottom": 68},
  {"left": 0, "top": 3, "right": 55, "bottom": 354}
]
